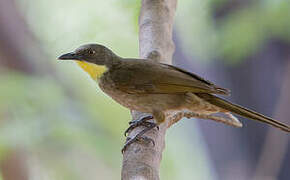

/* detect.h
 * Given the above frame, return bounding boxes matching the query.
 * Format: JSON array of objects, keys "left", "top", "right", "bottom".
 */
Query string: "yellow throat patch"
[{"left": 76, "top": 61, "right": 108, "bottom": 80}]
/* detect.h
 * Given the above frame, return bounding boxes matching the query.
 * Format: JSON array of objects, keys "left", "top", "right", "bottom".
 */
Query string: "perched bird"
[{"left": 59, "top": 44, "right": 290, "bottom": 149}]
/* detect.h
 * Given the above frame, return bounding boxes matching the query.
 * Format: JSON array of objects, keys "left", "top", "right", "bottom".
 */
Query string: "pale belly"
[{"left": 101, "top": 86, "right": 184, "bottom": 113}]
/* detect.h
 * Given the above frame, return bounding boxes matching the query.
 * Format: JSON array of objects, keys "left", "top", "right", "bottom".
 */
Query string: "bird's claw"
[
  {"left": 124, "top": 121, "right": 156, "bottom": 136},
  {"left": 122, "top": 136, "right": 155, "bottom": 153},
  {"left": 124, "top": 115, "right": 154, "bottom": 136},
  {"left": 129, "top": 115, "right": 154, "bottom": 125},
  {"left": 122, "top": 122, "right": 157, "bottom": 154}
]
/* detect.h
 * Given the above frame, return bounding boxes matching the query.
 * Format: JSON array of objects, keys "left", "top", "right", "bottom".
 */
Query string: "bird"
[{"left": 58, "top": 43, "right": 290, "bottom": 150}]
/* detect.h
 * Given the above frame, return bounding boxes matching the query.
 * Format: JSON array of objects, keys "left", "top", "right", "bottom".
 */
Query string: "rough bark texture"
[{"left": 121, "top": 0, "right": 177, "bottom": 180}]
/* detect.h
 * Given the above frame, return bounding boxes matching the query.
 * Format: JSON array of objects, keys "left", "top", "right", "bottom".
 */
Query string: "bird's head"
[
  {"left": 58, "top": 44, "right": 117, "bottom": 80},
  {"left": 58, "top": 44, "right": 116, "bottom": 65}
]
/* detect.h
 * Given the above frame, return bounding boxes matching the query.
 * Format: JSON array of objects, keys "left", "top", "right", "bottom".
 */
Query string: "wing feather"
[{"left": 112, "top": 59, "right": 230, "bottom": 95}]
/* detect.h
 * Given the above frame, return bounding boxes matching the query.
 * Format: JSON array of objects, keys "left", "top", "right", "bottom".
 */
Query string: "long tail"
[{"left": 196, "top": 93, "right": 290, "bottom": 132}]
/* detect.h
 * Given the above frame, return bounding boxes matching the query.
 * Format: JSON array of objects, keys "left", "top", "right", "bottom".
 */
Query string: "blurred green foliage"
[
  {"left": 1, "top": 0, "right": 289, "bottom": 179},
  {"left": 0, "top": 0, "right": 216, "bottom": 179},
  {"left": 176, "top": 0, "right": 290, "bottom": 63}
]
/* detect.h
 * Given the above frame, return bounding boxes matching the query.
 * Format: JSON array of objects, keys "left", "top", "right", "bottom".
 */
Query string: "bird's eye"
[{"left": 88, "top": 50, "right": 95, "bottom": 55}]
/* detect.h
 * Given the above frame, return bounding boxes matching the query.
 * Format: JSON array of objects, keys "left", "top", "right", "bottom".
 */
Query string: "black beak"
[{"left": 58, "top": 52, "right": 80, "bottom": 60}]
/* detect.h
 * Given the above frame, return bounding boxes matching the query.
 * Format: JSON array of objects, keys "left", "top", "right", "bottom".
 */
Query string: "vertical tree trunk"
[{"left": 121, "top": 0, "right": 177, "bottom": 179}]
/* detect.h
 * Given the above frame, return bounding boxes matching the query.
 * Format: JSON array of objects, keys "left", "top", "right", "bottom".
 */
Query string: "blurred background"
[{"left": 0, "top": 0, "right": 289, "bottom": 179}]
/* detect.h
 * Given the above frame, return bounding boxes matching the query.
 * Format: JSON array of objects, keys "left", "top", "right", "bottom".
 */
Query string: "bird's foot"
[
  {"left": 122, "top": 122, "right": 157, "bottom": 154},
  {"left": 124, "top": 115, "right": 155, "bottom": 136}
]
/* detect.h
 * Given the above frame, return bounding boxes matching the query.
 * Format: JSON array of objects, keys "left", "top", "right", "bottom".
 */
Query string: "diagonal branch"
[{"left": 168, "top": 111, "right": 243, "bottom": 128}]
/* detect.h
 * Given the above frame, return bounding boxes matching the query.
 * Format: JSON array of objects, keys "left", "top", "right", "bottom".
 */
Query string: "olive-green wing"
[{"left": 112, "top": 60, "right": 230, "bottom": 95}]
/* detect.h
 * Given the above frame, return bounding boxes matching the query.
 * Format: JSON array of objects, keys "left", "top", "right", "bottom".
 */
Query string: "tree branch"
[{"left": 121, "top": 0, "right": 177, "bottom": 179}]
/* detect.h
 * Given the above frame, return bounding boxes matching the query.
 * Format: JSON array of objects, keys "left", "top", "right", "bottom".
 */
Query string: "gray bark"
[{"left": 121, "top": 0, "right": 177, "bottom": 180}]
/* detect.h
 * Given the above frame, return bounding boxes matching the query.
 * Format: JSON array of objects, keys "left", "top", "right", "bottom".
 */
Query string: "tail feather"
[{"left": 196, "top": 93, "right": 290, "bottom": 132}]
